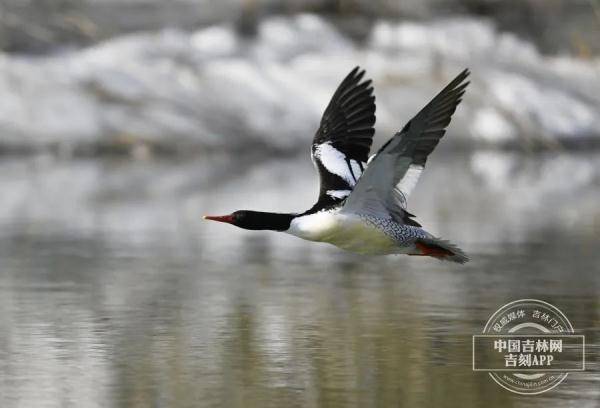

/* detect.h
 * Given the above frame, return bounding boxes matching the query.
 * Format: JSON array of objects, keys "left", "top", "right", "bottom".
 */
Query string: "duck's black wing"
[
  {"left": 342, "top": 69, "right": 470, "bottom": 224},
  {"left": 308, "top": 66, "right": 376, "bottom": 213}
]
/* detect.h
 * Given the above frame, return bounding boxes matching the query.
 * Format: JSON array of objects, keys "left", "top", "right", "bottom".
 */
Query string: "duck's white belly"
[{"left": 287, "top": 211, "right": 401, "bottom": 255}]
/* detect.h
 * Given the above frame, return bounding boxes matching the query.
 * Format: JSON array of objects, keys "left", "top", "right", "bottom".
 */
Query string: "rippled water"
[{"left": 0, "top": 153, "right": 598, "bottom": 407}]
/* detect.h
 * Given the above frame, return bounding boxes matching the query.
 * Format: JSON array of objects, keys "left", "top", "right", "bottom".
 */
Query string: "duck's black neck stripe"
[{"left": 238, "top": 211, "right": 296, "bottom": 231}]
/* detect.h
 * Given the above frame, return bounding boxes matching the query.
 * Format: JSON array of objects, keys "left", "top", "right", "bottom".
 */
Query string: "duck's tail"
[{"left": 413, "top": 237, "right": 469, "bottom": 264}]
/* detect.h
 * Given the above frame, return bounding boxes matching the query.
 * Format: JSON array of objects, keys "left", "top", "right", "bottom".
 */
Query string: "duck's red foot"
[{"left": 414, "top": 241, "right": 454, "bottom": 259}]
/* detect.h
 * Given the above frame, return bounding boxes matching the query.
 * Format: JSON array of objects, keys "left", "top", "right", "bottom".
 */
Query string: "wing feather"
[
  {"left": 307, "top": 67, "right": 376, "bottom": 213},
  {"left": 342, "top": 69, "right": 470, "bottom": 224}
]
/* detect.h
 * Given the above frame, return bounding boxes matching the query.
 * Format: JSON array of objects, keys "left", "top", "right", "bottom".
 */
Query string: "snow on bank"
[{"left": 0, "top": 15, "right": 599, "bottom": 155}]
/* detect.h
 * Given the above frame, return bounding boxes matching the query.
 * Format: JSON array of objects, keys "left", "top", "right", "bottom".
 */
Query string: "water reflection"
[{"left": 0, "top": 153, "right": 598, "bottom": 407}]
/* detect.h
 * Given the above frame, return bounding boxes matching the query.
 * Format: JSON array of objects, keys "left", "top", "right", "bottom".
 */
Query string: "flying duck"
[{"left": 204, "top": 67, "right": 470, "bottom": 263}]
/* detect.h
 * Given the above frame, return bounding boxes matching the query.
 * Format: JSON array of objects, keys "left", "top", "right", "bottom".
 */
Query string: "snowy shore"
[{"left": 1, "top": 15, "right": 599, "bottom": 156}]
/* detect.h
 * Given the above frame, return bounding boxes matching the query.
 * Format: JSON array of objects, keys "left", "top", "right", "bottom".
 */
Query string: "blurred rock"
[
  {"left": 0, "top": 15, "right": 599, "bottom": 156},
  {"left": 1, "top": 0, "right": 599, "bottom": 55}
]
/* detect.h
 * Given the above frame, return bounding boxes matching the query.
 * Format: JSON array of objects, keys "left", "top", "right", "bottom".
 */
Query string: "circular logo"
[{"left": 478, "top": 299, "right": 580, "bottom": 395}]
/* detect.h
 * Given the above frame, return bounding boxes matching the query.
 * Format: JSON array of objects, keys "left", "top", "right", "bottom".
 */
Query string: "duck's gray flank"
[{"left": 360, "top": 214, "right": 430, "bottom": 246}]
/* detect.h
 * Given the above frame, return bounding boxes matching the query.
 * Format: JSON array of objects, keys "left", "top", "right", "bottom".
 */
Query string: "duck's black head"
[{"left": 204, "top": 210, "right": 294, "bottom": 231}]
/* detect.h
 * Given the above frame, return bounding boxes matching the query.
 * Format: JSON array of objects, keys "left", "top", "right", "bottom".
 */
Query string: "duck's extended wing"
[
  {"left": 341, "top": 69, "right": 470, "bottom": 225},
  {"left": 308, "top": 67, "right": 376, "bottom": 212}
]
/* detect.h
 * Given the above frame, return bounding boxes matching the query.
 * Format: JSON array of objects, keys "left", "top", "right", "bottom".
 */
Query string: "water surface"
[{"left": 0, "top": 153, "right": 598, "bottom": 407}]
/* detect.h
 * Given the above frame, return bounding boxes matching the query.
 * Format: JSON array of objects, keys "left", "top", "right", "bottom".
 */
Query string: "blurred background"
[{"left": 0, "top": 1, "right": 599, "bottom": 407}]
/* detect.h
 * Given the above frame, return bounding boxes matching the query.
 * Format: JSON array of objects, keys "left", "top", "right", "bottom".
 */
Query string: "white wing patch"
[
  {"left": 395, "top": 164, "right": 424, "bottom": 198},
  {"left": 326, "top": 189, "right": 351, "bottom": 199},
  {"left": 314, "top": 142, "right": 359, "bottom": 186},
  {"left": 350, "top": 160, "right": 364, "bottom": 182}
]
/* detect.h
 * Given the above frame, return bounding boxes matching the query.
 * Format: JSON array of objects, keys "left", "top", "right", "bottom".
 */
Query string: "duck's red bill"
[{"left": 203, "top": 214, "right": 234, "bottom": 224}]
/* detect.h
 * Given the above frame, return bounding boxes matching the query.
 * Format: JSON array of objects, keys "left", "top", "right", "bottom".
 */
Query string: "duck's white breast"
[{"left": 287, "top": 211, "right": 399, "bottom": 254}]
